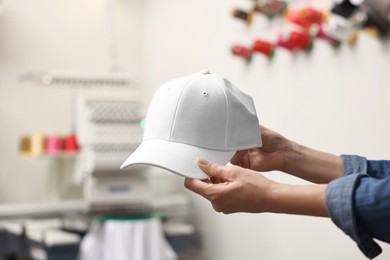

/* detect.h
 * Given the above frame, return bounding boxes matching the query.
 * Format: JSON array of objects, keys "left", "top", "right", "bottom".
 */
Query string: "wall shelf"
[{"left": 21, "top": 152, "right": 79, "bottom": 160}]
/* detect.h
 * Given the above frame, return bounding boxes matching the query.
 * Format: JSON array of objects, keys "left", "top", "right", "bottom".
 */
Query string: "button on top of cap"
[{"left": 199, "top": 69, "right": 210, "bottom": 75}]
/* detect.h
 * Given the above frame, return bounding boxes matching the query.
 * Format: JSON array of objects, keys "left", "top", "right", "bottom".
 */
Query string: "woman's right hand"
[
  {"left": 231, "top": 125, "right": 343, "bottom": 184},
  {"left": 230, "top": 125, "right": 291, "bottom": 172}
]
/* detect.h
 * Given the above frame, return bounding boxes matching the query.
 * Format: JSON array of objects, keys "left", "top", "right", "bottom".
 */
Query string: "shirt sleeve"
[
  {"left": 367, "top": 160, "right": 390, "bottom": 179},
  {"left": 355, "top": 175, "right": 390, "bottom": 243},
  {"left": 325, "top": 155, "right": 383, "bottom": 259}
]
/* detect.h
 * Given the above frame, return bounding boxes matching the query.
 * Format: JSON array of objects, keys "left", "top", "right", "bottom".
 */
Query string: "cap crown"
[{"left": 144, "top": 71, "right": 261, "bottom": 151}]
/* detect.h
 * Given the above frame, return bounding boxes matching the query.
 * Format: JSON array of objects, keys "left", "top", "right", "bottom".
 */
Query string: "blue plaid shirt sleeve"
[
  {"left": 325, "top": 155, "right": 390, "bottom": 259},
  {"left": 366, "top": 159, "right": 390, "bottom": 179}
]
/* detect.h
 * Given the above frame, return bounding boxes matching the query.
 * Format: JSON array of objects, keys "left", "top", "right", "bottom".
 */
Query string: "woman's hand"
[
  {"left": 231, "top": 125, "right": 342, "bottom": 183},
  {"left": 184, "top": 159, "right": 329, "bottom": 217},
  {"left": 230, "top": 125, "right": 290, "bottom": 172},
  {"left": 184, "top": 159, "right": 275, "bottom": 214}
]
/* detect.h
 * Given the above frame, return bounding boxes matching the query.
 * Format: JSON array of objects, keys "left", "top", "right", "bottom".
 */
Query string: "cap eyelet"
[{"left": 202, "top": 91, "right": 208, "bottom": 97}]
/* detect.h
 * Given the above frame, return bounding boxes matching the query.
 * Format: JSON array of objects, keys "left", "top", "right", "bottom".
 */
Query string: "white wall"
[
  {"left": 142, "top": 0, "right": 390, "bottom": 259},
  {"left": 1, "top": 0, "right": 390, "bottom": 259}
]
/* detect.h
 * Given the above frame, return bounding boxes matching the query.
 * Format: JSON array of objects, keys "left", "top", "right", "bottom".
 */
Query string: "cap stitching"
[
  {"left": 169, "top": 77, "right": 196, "bottom": 139},
  {"left": 209, "top": 75, "right": 229, "bottom": 149}
]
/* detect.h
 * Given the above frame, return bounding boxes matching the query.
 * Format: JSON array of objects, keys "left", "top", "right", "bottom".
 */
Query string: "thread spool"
[
  {"left": 286, "top": 8, "right": 307, "bottom": 28},
  {"left": 286, "top": 7, "right": 326, "bottom": 29},
  {"left": 19, "top": 134, "right": 46, "bottom": 157},
  {"left": 232, "top": 9, "right": 254, "bottom": 25},
  {"left": 276, "top": 33, "right": 296, "bottom": 51},
  {"left": 253, "top": 0, "right": 286, "bottom": 18},
  {"left": 63, "top": 134, "right": 79, "bottom": 153},
  {"left": 331, "top": 0, "right": 358, "bottom": 19},
  {"left": 20, "top": 135, "right": 32, "bottom": 156},
  {"left": 323, "top": 14, "right": 358, "bottom": 45},
  {"left": 252, "top": 39, "right": 275, "bottom": 57},
  {"left": 302, "top": 7, "right": 325, "bottom": 26},
  {"left": 290, "top": 31, "right": 313, "bottom": 51},
  {"left": 277, "top": 31, "right": 313, "bottom": 52},
  {"left": 45, "top": 135, "right": 63, "bottom": 155},
  {"left": 231, "top": 44, "right": 253, "bottom": 61}
]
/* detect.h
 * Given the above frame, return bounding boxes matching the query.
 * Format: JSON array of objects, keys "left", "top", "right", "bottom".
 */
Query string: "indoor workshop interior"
[{"left": 0, "top": 0, "right": 390, "bottom": 259}]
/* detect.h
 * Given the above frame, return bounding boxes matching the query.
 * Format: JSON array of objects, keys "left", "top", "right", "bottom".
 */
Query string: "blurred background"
[{"left": 0, "top": 0, "right": 390, "bottom": 259}]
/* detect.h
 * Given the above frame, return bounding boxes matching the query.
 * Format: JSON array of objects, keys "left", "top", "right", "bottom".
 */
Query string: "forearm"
[
  {"left": 269, "top": 183, "right": 329, "bottom": 217},
  {"left": 283, "top": 141, "right": 343, "bottom": 183}
]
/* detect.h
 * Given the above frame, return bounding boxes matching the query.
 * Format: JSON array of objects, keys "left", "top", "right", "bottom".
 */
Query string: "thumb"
[{"left": 197, "top": 158, "right": 233, "bottom": 179}]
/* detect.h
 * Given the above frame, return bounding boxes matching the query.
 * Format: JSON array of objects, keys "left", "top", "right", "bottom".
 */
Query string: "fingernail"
[{"left": 197, "top": 158, "right": 209, "bottom": 166}]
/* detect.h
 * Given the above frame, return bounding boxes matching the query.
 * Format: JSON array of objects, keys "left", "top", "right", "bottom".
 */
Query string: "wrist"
[
  {"left": 269, "top": 182, "right": 329, "bottom": 217},
  {"left": 282, "top": 140, "right": 342, "bottom": 183},
  {"left": 281, "top": 140, "right": 302, "bottom": 173}
]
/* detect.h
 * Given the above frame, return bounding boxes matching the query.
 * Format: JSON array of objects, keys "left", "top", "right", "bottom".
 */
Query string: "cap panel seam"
[
  {"left": 170, "top": 77, "right": 196, "bottom": 139},
  {"left": 209, "top": 76, "right": 229, "bottom": 149},
  {"left": 224, "top": 79, "right": 254, "bottom": 114}
]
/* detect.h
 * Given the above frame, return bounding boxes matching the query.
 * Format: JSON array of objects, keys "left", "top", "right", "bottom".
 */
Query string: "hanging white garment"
[
  {"left": 79, "top": 217, "right": 177, "bottom": 260},
  {"left": 79, "top": 221, "right": 105, "bottom": 260}
]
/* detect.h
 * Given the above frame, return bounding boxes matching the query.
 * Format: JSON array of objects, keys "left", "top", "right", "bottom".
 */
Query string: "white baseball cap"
[{"left": 120, "top": 70, "right": 262, "bottom": 179}]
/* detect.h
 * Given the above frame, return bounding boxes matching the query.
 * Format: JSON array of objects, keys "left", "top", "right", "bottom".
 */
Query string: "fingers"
[
  {"left": 230, "top": 150, "right": 246, "bottom": 166},
  {"left": 197, "top": 158, "right": 235, "bottom": 179},
  {"left": 184, "top": 178, "right": 226, "bottom": 213},
  {"left": 184, "top": 178, "right": 212, "bottom": 197},
  {"left": 185, "top": 158, "right": 235, "bottom": 198},
  {"left": 210, "top": 176, "right": 224, "bottom": 184},
  {"left": 259, "top": 124, "right": 268, "bottom": 132}
]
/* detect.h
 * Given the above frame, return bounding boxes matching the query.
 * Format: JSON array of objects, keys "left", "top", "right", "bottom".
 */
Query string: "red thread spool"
[
  {"left": 276, "top": 34, "right": 296, "bottom": 51},
  {"left": 287, "top": 8, "right": 325, "bottom": 29},
  {"left": 231, "top": 45, "right": 252, "bottom": 60},
  {"left": 303, "top": 7, "right": 324, "bottom": 25},
  {"left": 290, "top": 31, "right": 311, "bottom": 50},
  {"left": 253, "top": 39, "right": 274, "bottom": 57},
  {"left": 286, "top": 9, "right": 307, "bottom": 28},
  {"left": 64, "top": 134, "right": 79, "bottom": 153}
]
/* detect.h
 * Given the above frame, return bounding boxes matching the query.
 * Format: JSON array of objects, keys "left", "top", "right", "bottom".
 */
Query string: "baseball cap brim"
[{"left": 120, "top": 139, "right": 235, "bottom": 179}]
